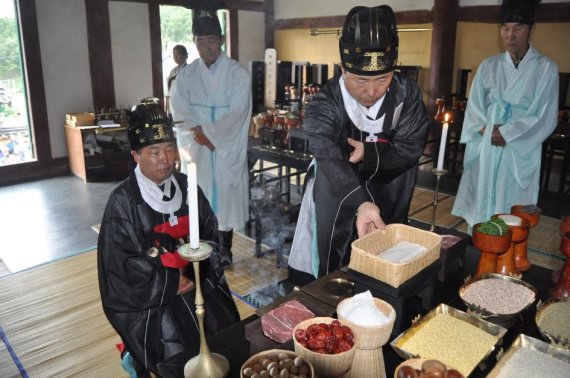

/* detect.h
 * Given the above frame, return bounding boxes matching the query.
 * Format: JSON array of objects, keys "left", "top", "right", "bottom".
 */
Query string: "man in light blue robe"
[
  {"left": 452, "top": 0, "right": 558, "bottom": 232},
  {"left": 170, "top": 14, "right": 252, "bottom": 267}
]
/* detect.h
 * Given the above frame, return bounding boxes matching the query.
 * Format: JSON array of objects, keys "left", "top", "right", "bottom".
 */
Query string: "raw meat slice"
[{"left": 261, "top": 300, "right": 315, "bottom": 343}]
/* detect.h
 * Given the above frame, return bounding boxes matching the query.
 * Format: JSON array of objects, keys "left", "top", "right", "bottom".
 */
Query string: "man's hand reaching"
[{"left": 356, "top": 202, "right": 385, "bottom": 237}]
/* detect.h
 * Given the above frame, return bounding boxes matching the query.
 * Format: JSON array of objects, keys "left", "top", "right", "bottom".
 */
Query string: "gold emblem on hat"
[
  {"left": 362, "top": 51, "right": 387, "bottom": 72},
  {"left": 152, "top": 123, "right": 169, "bottom": 140}
]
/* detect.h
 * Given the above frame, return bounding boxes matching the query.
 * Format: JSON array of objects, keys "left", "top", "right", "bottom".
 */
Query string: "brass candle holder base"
[
  {"left": 178, "top": 242, "right": 229, "bottom": 378},
  {"left": 430, "top": 168, "right": 448, "bottom": 232}
]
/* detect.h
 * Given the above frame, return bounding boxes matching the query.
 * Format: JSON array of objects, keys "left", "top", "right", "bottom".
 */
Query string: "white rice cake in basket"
[{"left": 376, "top": 241, "right": 427, "bottom": 264}]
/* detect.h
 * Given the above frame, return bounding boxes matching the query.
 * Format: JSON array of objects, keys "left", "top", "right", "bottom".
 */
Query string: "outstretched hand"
[
  {"left": 356, "top": 202, "right": 385, "bottom": 238},
  {"left": 347, "top": 137, "right": 364, "bottom": 164}
]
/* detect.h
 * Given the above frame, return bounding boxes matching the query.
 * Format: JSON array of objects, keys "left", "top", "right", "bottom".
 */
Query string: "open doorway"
[{"left": 159, "top": 5, "right": 228, "bottom": 95}]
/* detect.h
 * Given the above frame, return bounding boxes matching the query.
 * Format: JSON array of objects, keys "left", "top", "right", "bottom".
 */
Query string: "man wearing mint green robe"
[{"left": 452, "top": 44, "right": 558, "bottom": 232}]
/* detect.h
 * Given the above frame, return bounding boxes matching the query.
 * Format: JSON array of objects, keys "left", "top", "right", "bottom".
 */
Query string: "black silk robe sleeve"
[{"left": 363, "top": 76, "right": 430, "bottom": 181}]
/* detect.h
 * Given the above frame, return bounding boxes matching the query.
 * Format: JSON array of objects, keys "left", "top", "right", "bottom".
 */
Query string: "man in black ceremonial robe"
[
  {"left": 289, "top": 5, "right": 430, "bottom": 283},
  {"left": 97, "top": 100, "right": 239, "bottom": 376}
]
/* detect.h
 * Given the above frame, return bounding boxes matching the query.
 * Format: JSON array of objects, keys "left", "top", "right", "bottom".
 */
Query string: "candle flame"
[{"left": 444, "top": 113, "right": 450, "bottom": 123}]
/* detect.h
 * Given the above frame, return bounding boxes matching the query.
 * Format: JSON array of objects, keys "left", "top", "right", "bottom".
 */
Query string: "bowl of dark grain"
[
  {"left": 536, "top": 297, "right": 570, "bottom": 348},
  {"left": 458, "top": 273, "right": 537, "bottom": 326}
]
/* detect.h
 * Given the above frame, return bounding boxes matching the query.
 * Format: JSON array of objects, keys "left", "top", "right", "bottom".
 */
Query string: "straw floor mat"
[
  {"left": 0, "top": 251, "right": 124, "bottom": 377},
  {"left": 0, "top": 231, "right": 286, "bottom": 376},
  {"left": 410, "top": 187, "right": 565, "bottom": 271}
]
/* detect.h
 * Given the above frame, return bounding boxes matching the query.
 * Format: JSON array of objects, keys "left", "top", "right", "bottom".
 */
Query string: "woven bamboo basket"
[
  {"left": 348, "top": 224, "right": 442, "bottom": 288},
  {"left": 293, "top": 317, "right": 356, "bottom": 377}
]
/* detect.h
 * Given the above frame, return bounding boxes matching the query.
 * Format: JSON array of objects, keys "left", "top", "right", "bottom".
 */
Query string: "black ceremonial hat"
[
  {"left": 192, "top": 15, "right": 222, "bottom": 37},
  {"left": 127, "top": 100, "right": 176, "bottom": 151},
  {"left": 501, "top": 0, "right": 541, "bottom": 25},
  {"left": 339, "top": 5, "right": 399, "bottom": 76},
  {"left": 188, "top": 0, "right": 225, "bottom": 36}
]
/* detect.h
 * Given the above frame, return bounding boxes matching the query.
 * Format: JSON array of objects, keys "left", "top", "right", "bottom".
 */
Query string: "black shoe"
[
  {"left": 219, "top": 230, "right": 233, "bottom": 268},
  {"left": 220, "top": 254, "right": 232, "bottom": 268}
]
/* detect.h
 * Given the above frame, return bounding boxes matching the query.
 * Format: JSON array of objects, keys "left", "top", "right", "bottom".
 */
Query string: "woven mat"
[
  {"left": 0, "top": 231, "right": 286, "bottom": 375},
  {"left": 410, "top": 187, "right": 565, "bottom": 270},
  {"left": 224, "top": 232, "right": 288, "bottom": 311},
  {"left": 0, "top": 251, "right": 124, "bottom": 377},
  {"left": 0, "top": 341, "right": 20, "bottom": 378}
]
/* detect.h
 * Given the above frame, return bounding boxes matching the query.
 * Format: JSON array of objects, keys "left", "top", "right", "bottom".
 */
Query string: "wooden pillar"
[
  {"left": 18, "top": 0, "right": 51, "bottom": 161},
  {"left": 148, "top": 0, "right": 164, "bottom": 105},
  {"left": 265, "top": 0, "right": 274, "bottom": 49},
  {"left": 228, "top": 8, "right": 239, "bottom": 60},
  {"left": 85, "top": 0, "right": 115, "bottom": 110},
  {"left": 427, "top": 0, "right": 458, "bottom": 118}
]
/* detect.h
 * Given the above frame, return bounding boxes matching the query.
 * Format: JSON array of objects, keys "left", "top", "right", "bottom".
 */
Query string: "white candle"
[
  {"left": 187, "top": 162, "right": 200, "bottom": 249},
  {"left": 436, "top": 113, "right": 449, "bottom": 171}
]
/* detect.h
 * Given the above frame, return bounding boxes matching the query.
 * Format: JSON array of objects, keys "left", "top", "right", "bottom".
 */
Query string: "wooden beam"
[
  {"left": 160, "top": 0, "right": 264, "bottom": 12},
  {"left": 149, "top": 0, "right": 164, "bottom": 104},
  {"left": 265, "top": 0, "right": 274, "bottom": 49},
  {"left": 428, "top": 0, "right": 458, "bottom": 117},
  {"left": 85, "top": 0, "right": 116, "bottom": 110},
  {"left": 459, "top": 2, "right": 570, "bottom": 23},
  {"left": 232, "top": 1, "right": 265, "bottom": 12},
  {"left": 17, "top": 0, "right": 51, "bottom": 163},
  {"left": 272, "top": 10, "right": 432, "bottom": 30},
  {"left": 228, "top": 8, "right": 239, "bottom": 60}
]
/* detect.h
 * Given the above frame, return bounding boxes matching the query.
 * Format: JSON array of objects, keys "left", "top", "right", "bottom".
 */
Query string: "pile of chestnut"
[
  {"left": 242, "top": 352, "right": 312, "bottom": 378},
  {"left": 396, "top": 359, "right": 464, "bottom": 378}
]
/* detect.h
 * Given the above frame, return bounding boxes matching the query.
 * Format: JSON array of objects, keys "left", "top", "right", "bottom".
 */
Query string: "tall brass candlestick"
[
  {"left": 178, "top": 242, "right": 229, "bottom": 378},
  {"left": 430, "top": 168, "right": 448, "bottom": 232}
]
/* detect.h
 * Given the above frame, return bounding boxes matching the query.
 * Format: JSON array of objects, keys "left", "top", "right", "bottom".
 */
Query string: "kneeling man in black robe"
[{"left": 97, "top": 100, "right": 240, "bottom": 376}]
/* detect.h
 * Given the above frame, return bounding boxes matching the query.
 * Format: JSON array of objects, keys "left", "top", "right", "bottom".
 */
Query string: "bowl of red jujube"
[{"left": 293, "top": 317, "right": 356, "bottom": 377}]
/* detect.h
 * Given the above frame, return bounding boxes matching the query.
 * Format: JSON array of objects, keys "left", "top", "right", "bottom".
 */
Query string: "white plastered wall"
[
  {"left": 36, "top": 0, "right": 92, "bottom": 159},
  {"left": 109, "top": 1, "right": 153, "bottom": 108}
]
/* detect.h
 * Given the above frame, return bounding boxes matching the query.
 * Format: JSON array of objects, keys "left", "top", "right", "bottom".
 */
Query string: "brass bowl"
[
  {"left": 535, "top": 297, "right": 570, "bottom": 349},
  {"left": 458, "top": 273, "right": 537, "bottom": 326}
]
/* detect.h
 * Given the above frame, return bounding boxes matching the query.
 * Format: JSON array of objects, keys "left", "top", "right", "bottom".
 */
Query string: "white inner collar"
[
  {"left": 135, "top": 165, "right": 182, "bottom": 216},
  {"left": 340, "top": 76, "right": 386, "bottom": 134}
]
